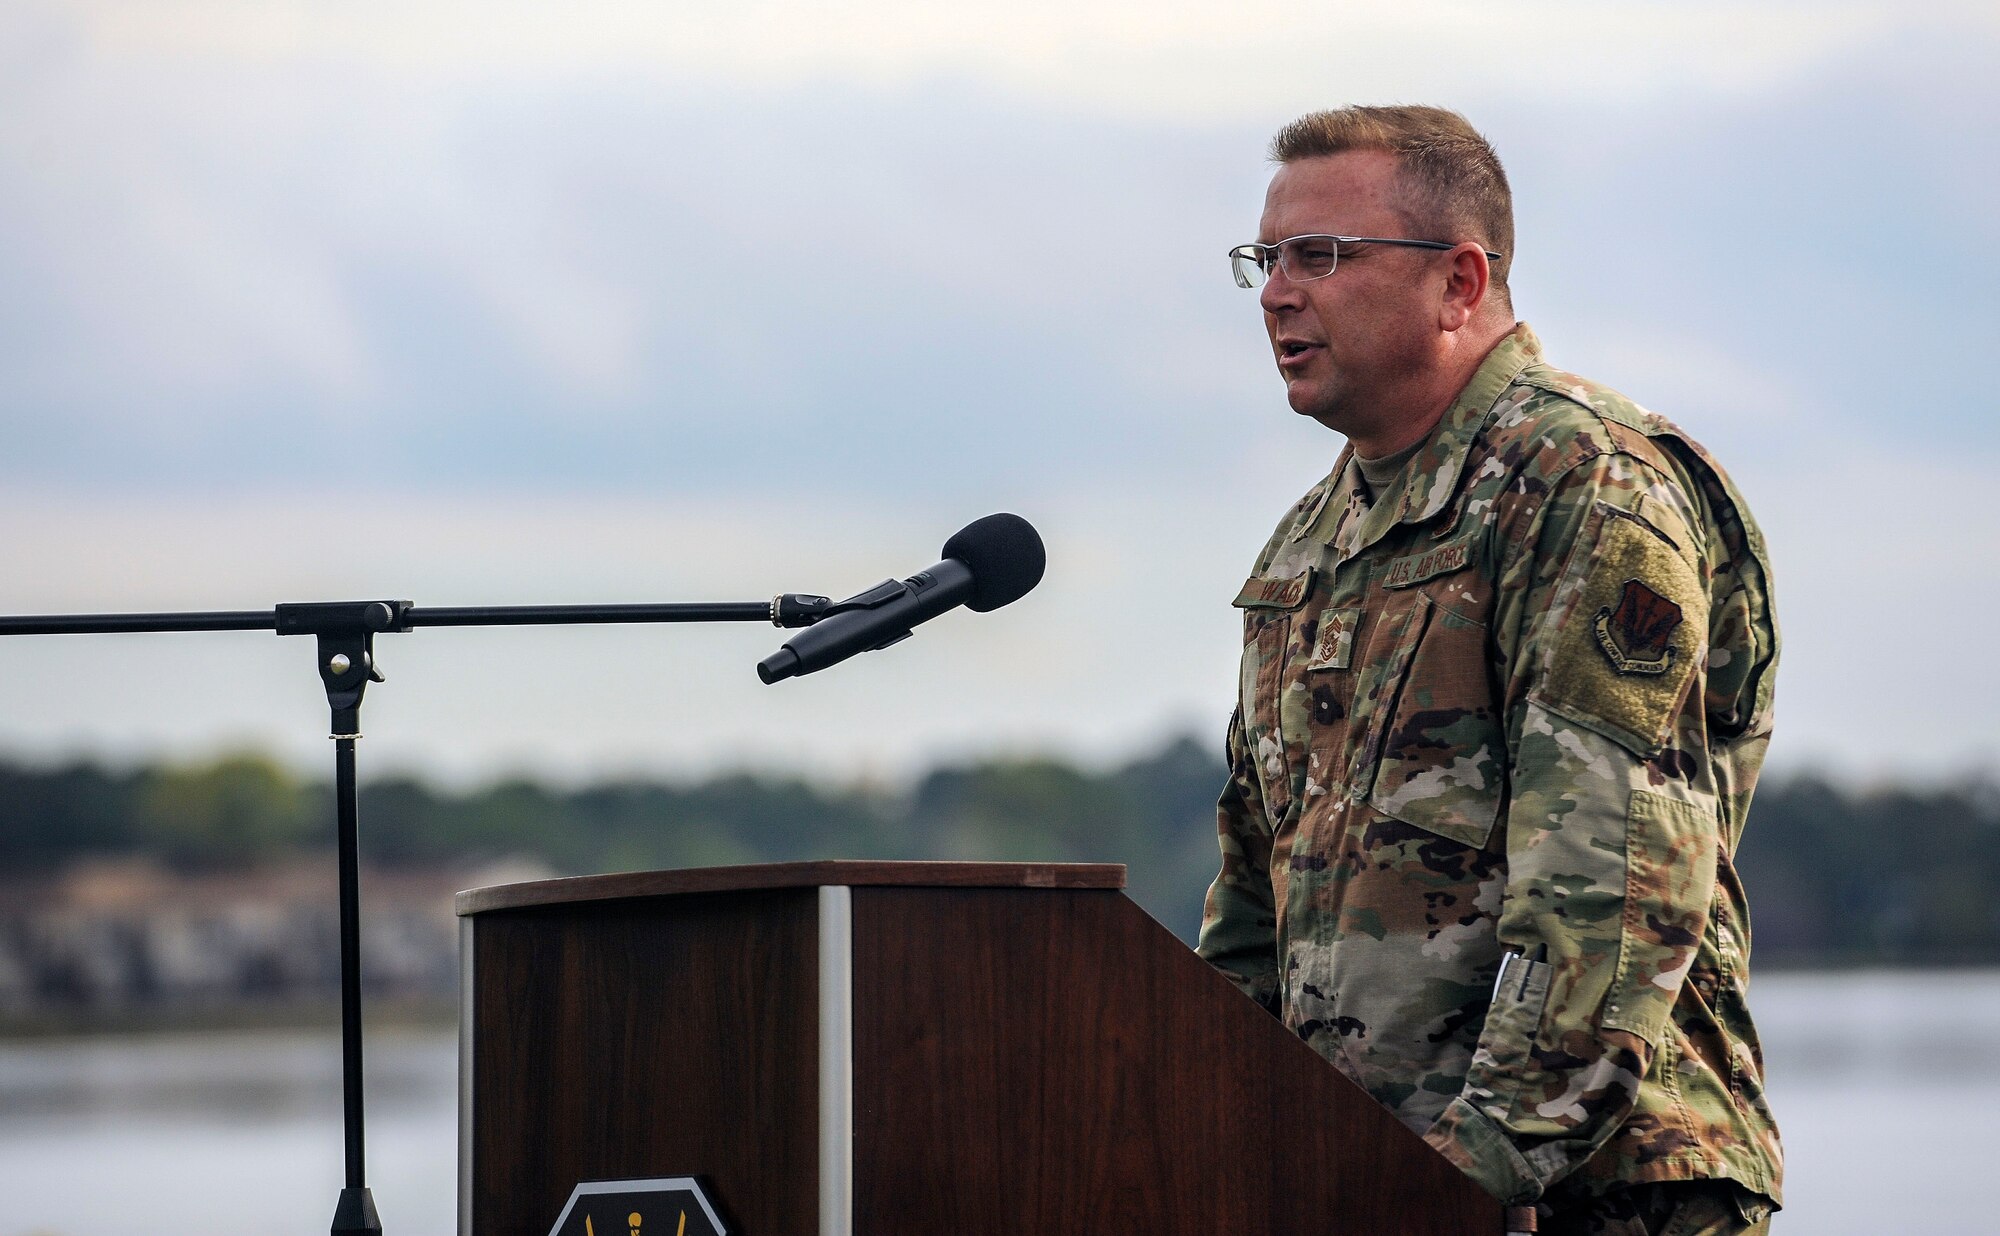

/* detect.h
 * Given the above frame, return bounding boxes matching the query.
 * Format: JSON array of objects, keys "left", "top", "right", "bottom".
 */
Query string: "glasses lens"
[
  {"left": 1230, "top": 247, "right": 1267, "bottom": 289},
  {"left": 1282, "top": 237, "right": 1339, "bottom": 281}
]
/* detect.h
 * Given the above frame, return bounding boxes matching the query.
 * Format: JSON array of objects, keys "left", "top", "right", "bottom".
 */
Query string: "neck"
[
  {"left": 1344, "top": 319, "right": 1514, "bottom": 457},
  {"left": 1347, "top": 394, "right": 1449, "bottom": 460}
]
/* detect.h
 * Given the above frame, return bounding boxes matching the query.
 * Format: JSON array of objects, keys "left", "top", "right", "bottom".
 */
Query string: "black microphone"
[{"left": 756, "top": 513, "right": 1045, "bottom": 684}]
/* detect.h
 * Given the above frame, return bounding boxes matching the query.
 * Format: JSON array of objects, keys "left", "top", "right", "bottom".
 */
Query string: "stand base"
[{"left": 332, "top": 1186, "right": 383, "bottom": 1235}]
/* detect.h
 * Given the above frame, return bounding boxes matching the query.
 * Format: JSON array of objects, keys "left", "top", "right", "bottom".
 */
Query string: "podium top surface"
[{"left": 455, "top": 859, "right": 1127, "bottom": 916}]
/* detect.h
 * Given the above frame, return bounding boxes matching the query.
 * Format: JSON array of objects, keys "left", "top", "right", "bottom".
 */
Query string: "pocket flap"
[{"left": 1232, "top": 566, "right": 1316, "bottom": 610}]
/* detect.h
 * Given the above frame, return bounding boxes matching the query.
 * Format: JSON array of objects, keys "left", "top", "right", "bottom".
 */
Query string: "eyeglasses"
[{"left": 1228, "top": 234, "right": 1504, "bottom": 289}]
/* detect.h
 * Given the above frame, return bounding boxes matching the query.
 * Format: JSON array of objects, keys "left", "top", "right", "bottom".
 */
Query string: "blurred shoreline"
[
  {"left": 2, "top": 735, "right": 1995, "bottom": 1038},
  {"left": 0, "top": 855, "right": 538, "bottom": 1039}
]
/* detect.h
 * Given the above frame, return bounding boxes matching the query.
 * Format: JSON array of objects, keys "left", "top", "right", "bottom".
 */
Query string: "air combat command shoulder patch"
[{"left": 1594, "top": 579, "right": 1683, "bottom": 675}]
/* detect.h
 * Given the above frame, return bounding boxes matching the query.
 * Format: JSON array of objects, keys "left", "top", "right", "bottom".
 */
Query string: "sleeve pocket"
[
  {"left": 1603, "top": 789, "right": 1720, "bottom": 1041},
  {"left": 1466, "top": 951, "right": 1553, "bottom": 1122}
]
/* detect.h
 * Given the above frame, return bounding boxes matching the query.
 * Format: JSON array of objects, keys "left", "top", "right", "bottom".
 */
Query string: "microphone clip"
[
  {"left": 770, "top": 593, "right": 836, "bottom": 628},
  {"left": 814, "top": 579, "right": 911, "bottom": 618}
]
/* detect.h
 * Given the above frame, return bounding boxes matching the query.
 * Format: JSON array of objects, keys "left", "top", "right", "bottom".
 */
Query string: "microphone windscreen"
[{"left": 942, "top": 513, "right": 1046, "bottom": 612}]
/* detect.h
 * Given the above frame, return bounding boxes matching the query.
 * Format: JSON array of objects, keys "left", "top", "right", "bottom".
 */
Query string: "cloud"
[
  {"left": 54, "top": 0, "right": 1921, "bottom": 119},
  {"left": 0, "top": 36, "right": 1285, "bottom": 492},
  {"left": 2, "top": 2, "right": 1990, "bottom": 484}
]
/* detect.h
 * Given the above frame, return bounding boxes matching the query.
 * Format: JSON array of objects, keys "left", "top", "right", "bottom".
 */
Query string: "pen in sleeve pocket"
[{"left": 1492, "top": 943, "right": 1551, "bottom": 1003}]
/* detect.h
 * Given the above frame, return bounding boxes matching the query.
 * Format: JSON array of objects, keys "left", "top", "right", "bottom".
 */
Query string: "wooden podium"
[{"left": 454, "top": 861, "right": 1501, "bottom": 1235}]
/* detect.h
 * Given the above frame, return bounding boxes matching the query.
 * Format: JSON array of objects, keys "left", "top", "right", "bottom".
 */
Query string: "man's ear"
[{"left": 1437, "top": 243, "right": 1490, "bottom": 333}]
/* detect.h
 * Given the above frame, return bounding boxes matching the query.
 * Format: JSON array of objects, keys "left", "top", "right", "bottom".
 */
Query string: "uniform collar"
[{"left": 1335, "top": 323, "right": 1542, "bottom": 561}]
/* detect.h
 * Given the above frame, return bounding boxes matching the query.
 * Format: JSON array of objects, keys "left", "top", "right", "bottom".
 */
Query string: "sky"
[{"left": 0, "top": 0, "right": 1994, "bottom": 788}]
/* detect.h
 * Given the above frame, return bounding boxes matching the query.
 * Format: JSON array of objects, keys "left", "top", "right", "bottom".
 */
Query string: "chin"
[{"left": 1285, "top": 380, "right": 1344, "bottom": 425}]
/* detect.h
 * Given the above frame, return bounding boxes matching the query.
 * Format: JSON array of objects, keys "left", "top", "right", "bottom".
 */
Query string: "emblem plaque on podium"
[{"left": 547, "top": 1177, "right": 730, "bottom": 1236}]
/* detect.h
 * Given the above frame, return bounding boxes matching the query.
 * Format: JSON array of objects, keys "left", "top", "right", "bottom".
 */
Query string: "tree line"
[{"left": 0, "top": 740, "right": 1993, "bottom": 966}]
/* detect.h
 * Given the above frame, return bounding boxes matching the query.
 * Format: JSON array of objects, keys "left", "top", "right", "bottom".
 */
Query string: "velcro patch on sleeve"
[{"left": 1531, "top": 505, "right": 1706, "bottom": 757}]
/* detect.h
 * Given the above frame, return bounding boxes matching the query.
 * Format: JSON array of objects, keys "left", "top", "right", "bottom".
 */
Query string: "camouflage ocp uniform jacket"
[{"left": 1197, "top": 325, "right": 1783, "bottom": 1209}]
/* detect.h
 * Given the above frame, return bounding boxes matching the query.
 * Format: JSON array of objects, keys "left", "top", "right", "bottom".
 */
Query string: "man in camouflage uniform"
[{"left": 1197, "top": 106, "right": 1783, "bottom": 1235}]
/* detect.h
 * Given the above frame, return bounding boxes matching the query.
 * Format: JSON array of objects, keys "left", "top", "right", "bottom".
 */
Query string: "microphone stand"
[{"left": 0, "top": 593, "right": 833, "bottom": 1234}]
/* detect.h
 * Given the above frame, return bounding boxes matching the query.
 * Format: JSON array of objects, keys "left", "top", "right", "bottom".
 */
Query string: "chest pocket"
[
  {"left": 1232, "top": 567, "right": 1315, "bottom": 819},
  {"left": 1360, "top": 579, "right": 1508, "bottom": 851}
]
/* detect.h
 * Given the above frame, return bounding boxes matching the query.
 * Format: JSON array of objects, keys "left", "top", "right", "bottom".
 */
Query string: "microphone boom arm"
[{"left": 0, "top": 509, "right": 1040, "bottom": 1233}]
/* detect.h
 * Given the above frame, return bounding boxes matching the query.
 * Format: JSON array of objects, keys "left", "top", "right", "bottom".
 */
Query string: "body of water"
[{"left": 0, "top": 970, "right": 1993, "bottom": 1233}]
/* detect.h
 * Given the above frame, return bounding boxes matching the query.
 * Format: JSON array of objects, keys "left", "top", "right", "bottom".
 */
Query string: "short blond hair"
[{"left": 1270, "top": 105, "right": 1514, "bottom": 298}]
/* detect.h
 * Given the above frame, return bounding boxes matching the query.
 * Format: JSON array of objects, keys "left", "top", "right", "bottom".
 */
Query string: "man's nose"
[{"left": 1259, "top": 263, "right": 1305, "bottom": 315}]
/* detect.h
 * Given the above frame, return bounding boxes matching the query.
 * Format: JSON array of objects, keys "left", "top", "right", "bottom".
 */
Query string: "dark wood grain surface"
[
  {"left": 457, "top": 860, "right": 1126, "bottom": 916},
  {"left": 849, "top": 886, "right": 1500, "bottom": 1235},
  {"left": 468, "top": 889, "right": 819, "bottom": 1236},
  {"left": 465, "top": 867, "right": 1500, "bottom": 1235}
]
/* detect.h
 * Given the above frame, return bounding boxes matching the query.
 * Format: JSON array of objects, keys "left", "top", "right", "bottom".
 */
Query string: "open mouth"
[{"left": 1278, "top": 340, "right": 1322, "bottom": 361}]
